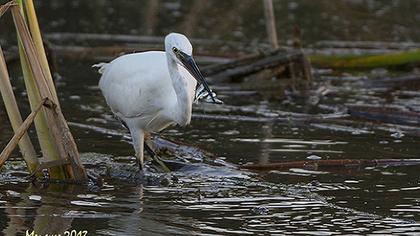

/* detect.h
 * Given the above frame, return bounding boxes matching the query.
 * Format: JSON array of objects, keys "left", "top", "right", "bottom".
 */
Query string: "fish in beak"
[
  {"left": 194, "top": 84, "right": 223, "bottom": 104},
  {"left": 176, "top": 50, "right": 221, "bottom": 103}
]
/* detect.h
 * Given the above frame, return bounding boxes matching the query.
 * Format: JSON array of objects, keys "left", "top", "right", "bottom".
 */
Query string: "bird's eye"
[{"left": 172, "top": 47, "right": 178, "bottom": 53}]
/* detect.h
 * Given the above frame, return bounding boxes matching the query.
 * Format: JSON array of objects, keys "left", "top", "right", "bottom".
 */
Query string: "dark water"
[
  {"left": 1, "top": 0, "right": 420, "bottom": 235},
  {"left": 2, "top": 0, "right": 420, "bottom": 44}
]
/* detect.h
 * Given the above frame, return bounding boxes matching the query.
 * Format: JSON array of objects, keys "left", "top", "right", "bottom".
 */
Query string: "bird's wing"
[
  {"left": 98, "top": 52, "right": 175, "bottom": 121},
  {"left": 103, "top": 78, "right": 165, "bottom": 119}
]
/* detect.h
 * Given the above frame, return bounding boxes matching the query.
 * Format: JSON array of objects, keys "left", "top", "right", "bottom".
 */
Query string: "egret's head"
[
  {"left": 165, "top": 33, "right": 193, "bottom": 59},
  {"left": 164, "top": 32, "right": 216, "bottom": 102}
]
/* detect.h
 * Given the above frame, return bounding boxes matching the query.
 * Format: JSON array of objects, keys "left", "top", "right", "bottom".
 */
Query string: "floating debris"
[
  {"left": 306, "top": 155, "right": 322, "bottom": 160},
  {"left": 390, "top": 131, "right": 405, "bottom": 139},
  {"left": 28, "top": 195, "right": 42, "bottom": 201}
]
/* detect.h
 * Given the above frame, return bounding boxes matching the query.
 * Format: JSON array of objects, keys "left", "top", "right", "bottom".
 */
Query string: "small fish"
[{"left": 194, "top": 84, "right": 223, "bottom": 104}]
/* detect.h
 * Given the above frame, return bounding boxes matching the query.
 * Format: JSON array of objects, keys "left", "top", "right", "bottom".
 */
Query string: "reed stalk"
[
  {"left": 14, "top": 0, "right": 65, "bottom": 179},
  {"left": 263, "top": 0, "right": 279, "bottom": 50},
  {"left": 23, "top": 0, "right": 58, "bottom": 104},
  {"left": 0, "top": 46, "right": 38, "bottom": 172},
  {"left": 9, "top": 1, "right": 86, "bottom": 180},
  {"left": 0, "top": 98, "right": 45, "bottom": 167}
]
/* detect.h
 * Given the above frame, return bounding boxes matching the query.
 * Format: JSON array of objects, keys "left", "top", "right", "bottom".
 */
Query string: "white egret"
[{"left": 94, "top": 33, "right": 217, "bottom": 171}]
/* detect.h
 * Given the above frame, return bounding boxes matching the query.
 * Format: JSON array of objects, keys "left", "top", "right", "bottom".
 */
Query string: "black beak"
[{"left": 178, "top": 51, "right": 216, "bottom": 102}]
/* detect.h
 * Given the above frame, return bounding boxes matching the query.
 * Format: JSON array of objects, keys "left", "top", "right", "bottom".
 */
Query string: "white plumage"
[{"left": 95, "top": 33, "right": 214, "bottom": 169}]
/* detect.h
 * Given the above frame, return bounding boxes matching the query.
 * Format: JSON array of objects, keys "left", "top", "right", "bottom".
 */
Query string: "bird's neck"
[{"left": 167, "top": 57, "right": 193, "bottom": 126}]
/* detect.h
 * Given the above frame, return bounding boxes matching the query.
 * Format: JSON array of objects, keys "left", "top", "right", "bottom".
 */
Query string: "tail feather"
[{"left": 92, "top": 62, "right": 109, "bottom": 74}]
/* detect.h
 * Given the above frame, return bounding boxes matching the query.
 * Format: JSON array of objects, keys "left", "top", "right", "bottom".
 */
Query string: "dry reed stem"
[
  {"left": 15, "top": 1, "right": 65, "bottom": 179},
  {"left": 263, "top": 0, "right": 279, "bottom": 49},
  {"left": 24, "top": 0, "right": 59, "bottom": 104},
  {"left": 0, "top": 45, "right": 38, "bottom": 171},
  {"left": 0, "top": 1, "right": 15, "bottom": 18},
  {"left": 0, "top": 98, "right": 46, "bottom": 168},
  {"left": 11, "top": 5, "right": 86, "bottom": 180},
  {"left": 19, "top": 42, "right": 65, "bottom": 178}
]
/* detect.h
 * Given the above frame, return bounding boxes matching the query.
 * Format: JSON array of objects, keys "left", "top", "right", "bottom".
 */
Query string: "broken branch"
[{"left": 0, "top": 98, "right": 46, "bottom": 168}]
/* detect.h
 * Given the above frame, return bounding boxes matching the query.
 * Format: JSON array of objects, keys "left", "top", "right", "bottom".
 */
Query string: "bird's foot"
[
  {"left": 144, "top": 142, "right": 171, "bottom": 172},
  {"left": 151, "top": 155, "right": 171, "bottom": 173}
]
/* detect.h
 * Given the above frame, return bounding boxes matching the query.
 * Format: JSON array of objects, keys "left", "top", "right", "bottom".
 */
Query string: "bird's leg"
[
  {"left": 118, "top": 119, "right": 144, "bottom": 170},
  {"left": 144, "top": 133, "right": 171, "bottom": 172},
  {"left": 130, "top": 129, "right": 144, "bottom": 171},
  {"left": 136, "top": 152, "right": 143, "bottom": 170}
]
